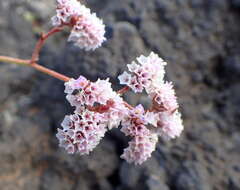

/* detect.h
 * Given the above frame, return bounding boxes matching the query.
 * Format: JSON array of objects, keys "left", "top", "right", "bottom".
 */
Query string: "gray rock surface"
[{"left": 0, "top": 0, "right": 240, "bottom": 189}]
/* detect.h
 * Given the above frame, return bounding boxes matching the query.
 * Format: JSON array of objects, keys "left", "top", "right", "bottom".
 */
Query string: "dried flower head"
[
  {"left": 58, "top": 52, "right": 184, "bottom": 165},
  {"left": 121, "top": 134, "right": 158, "bottom": 165},
  {"left": 118, "top": 52, "right": 166, "bottom": 93},
  {"left": 151, "top": 82, "right": 179, "bottom": 112},
  {"left": 121, "top": 105, "right": 150, "bottom": 137},
  {"left": 52, "top": 0, "right": 106, "bottom": 50},
  {"left": 56, "top": 110, "right": 107, "bottom": 155},
  {"left": 65, "top": 76, "right": 122, "bottom": 107},
  {"left": 155, "top": 111, "right": 183, "bottom": 139}
]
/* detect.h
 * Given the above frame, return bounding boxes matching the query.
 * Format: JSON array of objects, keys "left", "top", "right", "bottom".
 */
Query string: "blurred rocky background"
[{"left": 0, "top": 0, "right": 240, "bottom": 189}]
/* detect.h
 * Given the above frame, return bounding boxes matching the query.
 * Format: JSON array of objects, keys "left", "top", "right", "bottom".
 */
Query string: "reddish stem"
[
  {"left": 0, "top": 55, "right": 70, "bottom": 82},
  {"left": 117, "top": 86, "right": 130, "bottom": 94},
  {"left": 0, "top": 56, "right": 30, "bottom": 65},
  {"left": 0, "top": 24, "right": 137, "bottom": 112},
  {"left": 31, "top": 63, "right": 70, "bottom": 82},
  {"left": 31, "top": 26, "right": 63, "bottom": 64}
]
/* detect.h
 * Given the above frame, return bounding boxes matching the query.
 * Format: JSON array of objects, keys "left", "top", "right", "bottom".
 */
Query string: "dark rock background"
[{"left": 0, "top": 0, "right": 240, "bottom": 189}]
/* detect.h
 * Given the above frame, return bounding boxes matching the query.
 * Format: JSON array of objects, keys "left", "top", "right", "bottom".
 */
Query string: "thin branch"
[
  {"left": 31, "top": 63, "right": 70, "bottom": 82},
  {"left": 30, "top": 26, "right": 63, "bottom": 64},
  {"left": 117, "top": 86, "right": 130, "bottom": 94},
  {"left": 0, "top": 55, "right": 70, "bottom": 82},
  {"left": 0, "top": 56, "right": 30, "bottom": 65}
]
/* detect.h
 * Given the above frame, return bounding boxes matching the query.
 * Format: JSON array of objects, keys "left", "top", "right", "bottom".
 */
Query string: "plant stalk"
[{"left": 0, "top": 55, "right": 70, "bottom": 82}]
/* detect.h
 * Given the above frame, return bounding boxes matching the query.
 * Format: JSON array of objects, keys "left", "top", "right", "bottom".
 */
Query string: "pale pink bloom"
[
  {"left": 52, "top": 0, "right": 82, "bottom": 26},
  {"left": 51, "top": 15, "right": 62, "bottom": 26},
  {"left": 121, "top": 105, "right": 149, "bottom": 137},
  {"left": 129, "top": 104, "right": 146, "bottom": 119},
  {"left": 64, "top": 78, "right": 76, "bottom": 94},
  {"left": 94, "top": 78, "right": 117, "bottom": 105},
  {"left": 56, "top": 110, "right": 107, "bottom": 155},
  {"left": 64, "top": 76, "right": 129, "bottom": 130},
  {"left": 74, "top": 75, "right": 89, "bottom": 89},
  {"left": 127, "top": 62, "right": 139, "bottom": 72},
  {"left": 120, "top": 105, "right": 158, "bottom": 165},
  {"left": 105, "top": 109, "right": 124, "bottom": 129},
  {"left": 103, "top": 97, "right": 129, "bottom": 129},
  {"left": 61, "top": 115, "right": 74, "bottom": 130},
  {"left": 155, "top": 111, "right": 184, "bottom": 139},
  {"left": 52, "top": 0, "right": 106, "bottom": 50},
  {"left": 65, "top": 77, "right": 117, "bottom": 107},
  {"left": 68, "top": 15, "right": 106, "bottom": 50},
  {"left": 121, "top": 134, "right": 158, "bottom": 165},
  {"left": 121, "top": 123, "right": 150, "bottom": 137},
  {"left": 122, "top": 105, "right": 146, "bottom": 125},
  {"left": 66, "top": 93, "right": 85, "bottom": 107},
  {"left": 118, "top": 71, "right": 131, "bottom": 85},
  {"left": 151, "top": 82, "right": 178, "bottom": 112},
  {"left": 145, "top": 111, "right": 158, "bottom": 126},
  {"left": 128, "top": 76, "right": 144, "bottom": 93},
  {"left": 118, "top": 52, "right": 166, "bottom": 93},
  {"left": 64, "top": 75, "right": 88, "bottom": 94}
]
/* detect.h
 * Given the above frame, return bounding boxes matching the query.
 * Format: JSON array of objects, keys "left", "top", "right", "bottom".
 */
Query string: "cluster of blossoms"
[
  {"left": 118, "top": 52, "right": 166, "bottom": 93},
  {"left": 0, "top": 0, "right": 184, "bottom": 166},
  {"left": 120, "top": 105, "right": 159, "bottom": 164},
  {"left": 57, "top": 75, "right": 128, "bottom": 155},
  {"left": 57, "top": 52, "right": 184, "bottom": 165},
  {"left": 118, "top": 52, "right": 183, "bottom": 140},
  {"left": 57, "top": 110, "right": 107, "bottom": 154},
  {"left": 51, "top": 0, "right": 106, "bottom": 50}
]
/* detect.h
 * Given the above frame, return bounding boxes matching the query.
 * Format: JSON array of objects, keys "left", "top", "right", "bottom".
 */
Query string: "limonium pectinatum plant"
[{"left": 0, "top": 0, "right": 184, "bottom": 165}]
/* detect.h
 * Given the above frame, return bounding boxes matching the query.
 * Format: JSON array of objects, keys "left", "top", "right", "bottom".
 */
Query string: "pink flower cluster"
[
  {"left": 118, "top": 52, "right": 166, "bottom": 93},
  {"left": 65, "top": 76, "right": 128, "bottom": 129},
  {"left": 56, "top": 110, "right": 106, "bottom": 154},
  {"left": 118, "top": 52, "right": 183, "bottom": 140},
  {"left": 121, "top": 135, "right": 158, "bottom": 165},
  {"left": 51, "top": 0, "right": 106, "bottom": 50},
  {"left": 120, "top": 105, "right": 159, "bottom": 164},
  {"left": 57, "top": 52, "right": 184, "bottom": 165},
  {"left": 57, "top": 75, "right": 128, "bottom": 154}
]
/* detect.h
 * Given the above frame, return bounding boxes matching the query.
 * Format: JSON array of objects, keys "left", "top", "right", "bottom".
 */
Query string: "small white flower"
[{"left": 118, "top": 71, "right": 131, "bottom": 85}]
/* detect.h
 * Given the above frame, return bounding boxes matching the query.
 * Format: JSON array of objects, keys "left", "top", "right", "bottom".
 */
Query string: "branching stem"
[
  {"left": 31, "top": 26, "right": 63, "bottom": 64},
  {"left": 0, "top": 26, "right": 136, "bottom": 111},
  {"left": 0, "top": 55, "right": 70, "bottom": 82},
  {"left": 117, "top": 86, "right": 130, "bottom": 94}
]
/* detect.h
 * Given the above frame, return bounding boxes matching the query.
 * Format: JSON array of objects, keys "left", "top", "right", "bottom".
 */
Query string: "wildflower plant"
[{"left": 0, "top": 0, "right": 184, "bottom": 165}]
